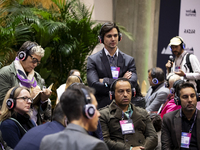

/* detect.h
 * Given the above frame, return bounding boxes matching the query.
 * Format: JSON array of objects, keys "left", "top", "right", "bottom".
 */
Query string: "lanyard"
[
  {"left": 180, "top": 109, "right": 197, "bottom": 133},
  {"left": 175, "top": 52, "right": 187, "bottom": 67}
]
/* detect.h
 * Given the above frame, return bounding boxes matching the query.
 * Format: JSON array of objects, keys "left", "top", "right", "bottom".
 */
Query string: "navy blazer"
[
  {"left": 87, "top": 49, "right": 137, "bottom": 108},
  {"left": 40, "top": 123, "right": 109, "bottom": 150},
  {"left": 14, "top": 121, "right": 65, "bottom": 150}
]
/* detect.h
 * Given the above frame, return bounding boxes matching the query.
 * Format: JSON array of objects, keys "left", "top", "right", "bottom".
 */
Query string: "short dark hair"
[
  {"left": 100, "top": 22, "right": 120, "bottom": 39},
  {"left": 52, "top": 103, "right": 65, "bottom": 122},
  {"left": 60, "top": 84, "right": 95, "bottom": 122},
  {"left": 111, "top": 78, "right": 132, "bottom": 92},
  {"left": 176, "top": 82, "right": 196, "bottom": 97},
  {"left": 148, "top": 67, "right": 165, "bottom": 82}
]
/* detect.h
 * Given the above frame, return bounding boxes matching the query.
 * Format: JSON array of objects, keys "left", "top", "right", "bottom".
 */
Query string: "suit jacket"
[
  {"left": 145, "top": 83, "right": 170, "bottom": 112},
  {"left": 14, "top": 121, "right": 65, "bottom": 150},
  {"left": 87, "top": 49, "right": 137, "bottom": 108},
  {"left": 161, "top": 109, "right": 200, "bottom": 150},
  {"left": 99, "top": 101, "right": 158, "bottom": 150},
  {"left": 39, "top": 123, "right": 109, "bottom": 150}
]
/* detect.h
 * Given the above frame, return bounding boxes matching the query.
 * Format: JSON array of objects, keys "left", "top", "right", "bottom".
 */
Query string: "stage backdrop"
[{"left": 157, "top": 0, "right": 200, "bottom": 74}]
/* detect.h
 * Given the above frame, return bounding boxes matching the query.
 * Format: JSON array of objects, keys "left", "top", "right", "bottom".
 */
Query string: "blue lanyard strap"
[{"left": 180, "top": 109, "right": 197, "bottom": 133}]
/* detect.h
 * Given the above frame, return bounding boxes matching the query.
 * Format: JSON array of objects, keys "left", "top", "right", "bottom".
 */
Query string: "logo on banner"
[
  {"left": 184, "top": 29, "right": 195, "bottom": 34},
  {"left": 186, "top": 9, "right": 196, "bottom": 16}
]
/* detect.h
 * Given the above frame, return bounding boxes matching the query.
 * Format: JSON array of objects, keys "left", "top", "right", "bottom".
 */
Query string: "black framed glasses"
[
  {"left": 16, "top": 97, "right": 33, "bottom": 103},
  {"left": 29, "top": 54, "right": 41, "bottom": 65}
]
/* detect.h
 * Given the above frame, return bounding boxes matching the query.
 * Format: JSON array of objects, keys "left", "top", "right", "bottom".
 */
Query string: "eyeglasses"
[
  {"left": 29, "top": 54, "right": 41, "bottom": 65},
  {"left": 16, "top": 97, "right": 33, "bottom": 103}
]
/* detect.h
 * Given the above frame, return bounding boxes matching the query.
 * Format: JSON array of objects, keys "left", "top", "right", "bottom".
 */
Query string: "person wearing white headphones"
[
  {"left": 145, "top": 67, "right": 170, "bottom": 113},
  {"left": 0, "top": 41, "right": 52, "bottom": 125},
  {"left": 165, "top": 36, "right": 200, "bottom": 92}
]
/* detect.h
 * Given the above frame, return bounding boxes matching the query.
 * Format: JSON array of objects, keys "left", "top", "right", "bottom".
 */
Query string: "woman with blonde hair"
[
  {"left": 56, "top": 75, "right": 82, "bottom": 104},
  {"left": 0, "top": 86, "right": 36, "bottom": 148}
]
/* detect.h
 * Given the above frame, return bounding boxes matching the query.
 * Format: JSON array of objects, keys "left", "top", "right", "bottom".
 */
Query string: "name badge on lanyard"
[
  {"left": 175, "top": 66, "right": 180, "bottom": 72},
  {"left": 119, "top": 119, "right": 135, "bottom": 135},
  {"left": 111, "top": 67, "right": 120, "bottom": 79},
  {"left": 181, "top": 132, "right": 191, "bottom": 148}
]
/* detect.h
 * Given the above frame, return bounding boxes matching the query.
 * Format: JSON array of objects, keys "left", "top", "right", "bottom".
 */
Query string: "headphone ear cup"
[
  {"left": 6, "top": 98, "right": 15, "bottom": 109},
  {"left": 152, "top": 78, "right": 158, "bottom": 85},
  {"left": 83, "top": 104, "right": 95, "bottom": 119},
  {"left": 182, "top": 42, "right": 186, "bottom": 49},
  {"left": 174, "top": 93, "right": 181, "bottom": 105},
  {"left": 18, "top": 51, "right": 27, "bottom": 61},
  {"left": 109, "top": 91, "right": 115, "bottom": 100},
  {"left": 118, "top": 33, "right": 122, "bottom": 41},
  {"left": 196, "top": 93, "right": 200, "bottom": 102}
]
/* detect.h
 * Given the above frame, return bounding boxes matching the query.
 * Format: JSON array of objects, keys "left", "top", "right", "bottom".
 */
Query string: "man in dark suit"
[
  {"left": 14, "top": 103, "right": 66, "bottom": 150},
  {"left": 40, "top": 84, "right": 108, "bottom": 150},
  {"left": 161, "top": 82, "right": 200, "bottom": 149},
  {"left": 87, "top": 22, "right": 137, "bottom": 109}
]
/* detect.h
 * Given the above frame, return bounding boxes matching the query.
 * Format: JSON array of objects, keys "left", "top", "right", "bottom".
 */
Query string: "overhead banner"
[{"left": 157, "top": 0, "right": 200, "bottom": 74}]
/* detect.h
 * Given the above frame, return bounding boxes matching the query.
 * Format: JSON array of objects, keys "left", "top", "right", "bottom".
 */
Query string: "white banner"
[{"left": 179, "top": 0, "right": 200, "bottom": 60}]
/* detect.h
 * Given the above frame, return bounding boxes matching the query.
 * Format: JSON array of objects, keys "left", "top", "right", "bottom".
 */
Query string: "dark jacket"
[
  {"left": 0, "top": 113, "right": 35, "bottom": 148},
  {"left": 87, "top": 49, "right": 137, "bottom": 108},
  {"left": 14, "top": 121, "right": 65, "bottom": 150},
  {"left": 161, "top": 109, "right": 200, "bottom": 150},
  {"left": 99, "top": 101, "right": 158, "bottom": 150}
]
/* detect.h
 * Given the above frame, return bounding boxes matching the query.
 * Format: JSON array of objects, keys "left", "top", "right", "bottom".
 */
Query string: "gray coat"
[
  {"left": 145, "top": 83, "right": 170, "bottom": 112},
  {"left": 40, "top": 123, "right": 109, "bottom": 150}
]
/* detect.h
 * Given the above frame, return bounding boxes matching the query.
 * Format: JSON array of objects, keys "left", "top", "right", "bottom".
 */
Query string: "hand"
[
  {"left": 31, "top": 86, "right": 42, "bottom": 99},
  {"left": 131, "top": 146, "right": 145, "bottom": 150},
  {"left": 123, "top": 71, "right": 132, "bottom": 79},
  {"left": 99, "top": 79, "right": 103, "bottom": 83},
  {"left": 175, "top": 69, "right": 185, "bottom": 77},
  {"left": 165, "top": 60, "right": 173, "bottom": 69},
  {"left": 41, "top": 88, "right": 52, "bottom": 101}
]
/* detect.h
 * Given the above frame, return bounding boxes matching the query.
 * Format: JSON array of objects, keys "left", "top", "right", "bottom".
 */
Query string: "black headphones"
[
  {"left": 81, "top": 88, "right": 96, "bottom": 119},
  {"left": 151, "top": 68, "right": 159, "bottom": 85},
  {"left": 6, "top": 87, "right": 19, "bottom": 109},
  {"left": 169, "top": 36, "right": 186, "bottom": 50},
  {"left": 98, "top": 22, "right": 122, "bottom": 44},
  {"left": 18, "top": 44, "right": 37, "bottom": 61},
  {"left": 109, "top": 78, "right": 134, "bottom": 100},
  {"left": 70, "top": 75, "right": 83, "bottom": 83},
  {"left": 164, "top": 74, "right": 174, "bottom": 88},
  {"left": 174, "top": 81, "right": 200, "bottom": 105}
]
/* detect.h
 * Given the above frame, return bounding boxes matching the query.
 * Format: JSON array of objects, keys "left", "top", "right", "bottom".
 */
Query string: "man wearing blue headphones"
[
  {"left": 145, "top": 67, "right": 170, "bottom": 113},
  {"left": 165, "top": 36, "right": 200, "bottom": 92}
]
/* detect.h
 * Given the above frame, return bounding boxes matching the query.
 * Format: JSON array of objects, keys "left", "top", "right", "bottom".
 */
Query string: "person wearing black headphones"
[
  {"left": 165, "top": 36, "right": 200, "bottom": 92},
  {"left": 0, "top": 41, "right": 52, "bottom": 125},
  {"left": 40, "top": 84, "right": 108, "bottom": 150},
  {"left": 0, "top": 87, "right": 36, "bottom": 149},
  {"left": 145, "top": 67, "right": 170, "bottom": 113},
  {"left": 99, "top": 78, "right": 157, "bottom": 150},
  {"left": 161, "top": 82, "right": 200, "bottom": 149},
  {"left": 87, "top": 22, "right": 137, "bottom": 109}
]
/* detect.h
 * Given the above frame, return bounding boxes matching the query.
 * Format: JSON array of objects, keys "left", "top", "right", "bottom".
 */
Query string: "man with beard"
[
  {"left": 99, "top": 78, "right": 157, "bottom": 150},
  {"left": 165, "top": 36, "right": 200, "bottom": 91},
  {"left": 161, "top": 82, "right": 200, "bottom": 149}
]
